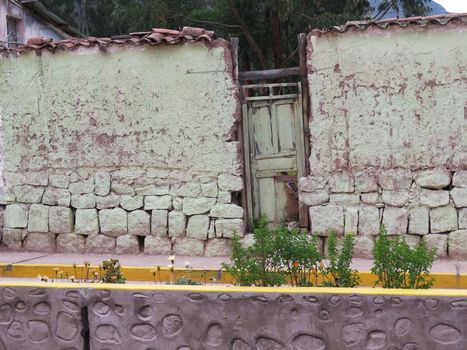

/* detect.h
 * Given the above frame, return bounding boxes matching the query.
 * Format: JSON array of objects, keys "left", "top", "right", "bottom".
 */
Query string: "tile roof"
[
  {"left": 0, "top": 27, "right": 215, "bottom": 56},
  {"left": 312, "top": 13, "right": 467, "bottom": 35}
]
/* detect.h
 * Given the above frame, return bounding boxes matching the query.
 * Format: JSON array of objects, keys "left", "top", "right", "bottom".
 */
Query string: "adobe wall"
[
  {"left": 0, "top": 284, "right": 466, "bottom": 349},
  {"left": 302, "top": 21, "right": 467, "bottom": 258},
  {"left": 0, "top": 41, "right": 243, "bottom": 256}
]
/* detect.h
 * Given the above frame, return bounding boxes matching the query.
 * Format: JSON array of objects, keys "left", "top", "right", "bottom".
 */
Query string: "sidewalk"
[{"left": 1, "top": 250, "right": 466, "bottom": 274}]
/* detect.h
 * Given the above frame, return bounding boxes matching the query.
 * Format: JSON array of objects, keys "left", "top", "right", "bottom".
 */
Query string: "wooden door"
[{"left": 242, "top": 82, "right": 306, "bottom": 226}]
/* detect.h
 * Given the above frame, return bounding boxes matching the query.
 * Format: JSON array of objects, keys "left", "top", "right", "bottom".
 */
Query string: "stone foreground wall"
[
  {"left": 303, "top": 23, "right": 467, "bottom": 258},
  {"left": 1, "top": 285, "right": 467, "bottom": 349},
  {"left": 0, "top": 43, "right": 244, "bottom": 256}
]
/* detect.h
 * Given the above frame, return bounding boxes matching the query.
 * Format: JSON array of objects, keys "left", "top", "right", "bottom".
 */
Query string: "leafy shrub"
[
  {"left": 101, "top": 258, "right": 126, "bottom": 284},
  {"left": 371, "top": 225, "right": 436, "bottom": 289},
  {"left": 275, "top": 225, "right": 321, "bottom": 287},
  {"left": 223, "top": 217, "right": 285, "bottom": 286},
  {"left": 320, "top": 232, "right": 360, "bottom": 288}
]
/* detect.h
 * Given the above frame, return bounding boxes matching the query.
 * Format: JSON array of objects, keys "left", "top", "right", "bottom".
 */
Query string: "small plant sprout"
[
  {"left": 184, "top": 261, "right": 191, "bottom": 269},
  {"left": 168, "top": 263, "right": 175, "bottom": 284},
  {"left": 53, "top": 267, "right": 59, "bottom": 281},
  {"left": 151, "top": 269, "right": 157, "bottom": 285}
]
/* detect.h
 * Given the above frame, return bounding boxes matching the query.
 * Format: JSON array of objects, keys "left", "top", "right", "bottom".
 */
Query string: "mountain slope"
[{"left": 369, "top": 0, "right": 448, "bottom": 19}]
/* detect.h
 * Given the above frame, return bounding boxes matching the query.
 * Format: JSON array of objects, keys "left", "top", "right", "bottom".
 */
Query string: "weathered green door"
[{"left": 242, "top": 82, "right": 306, "bottom": 226}]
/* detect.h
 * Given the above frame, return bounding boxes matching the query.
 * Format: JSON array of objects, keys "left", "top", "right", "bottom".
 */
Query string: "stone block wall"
[
  {"left": 0, "top": 169, "right": 244, "bottom": 256},
  {"left": 300, "top": 169, "right": 467, "bottom": 258},
  {"left": 0, "top": 41, "right": 244, "bottom": 256},
  {"left": 304, "top": 22, "right": 467, "bottom": 258}
]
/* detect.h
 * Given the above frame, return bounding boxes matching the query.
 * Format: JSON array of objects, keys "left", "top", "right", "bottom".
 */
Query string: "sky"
[{"left": 435, "top": 0, "right": 467, "bottom": 12}]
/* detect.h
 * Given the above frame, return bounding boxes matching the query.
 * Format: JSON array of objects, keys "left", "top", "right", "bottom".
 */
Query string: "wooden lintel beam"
[{"left": 239, "top": 67, "right": 301, "bottom": 81}]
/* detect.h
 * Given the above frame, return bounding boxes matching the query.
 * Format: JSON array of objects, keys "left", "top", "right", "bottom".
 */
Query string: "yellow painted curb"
[
  {"left": 1, "top": 263, "right": 466, "bottom": 289},
  {"left": 1, "top": 280, "right": 467, "bottom": 297}
]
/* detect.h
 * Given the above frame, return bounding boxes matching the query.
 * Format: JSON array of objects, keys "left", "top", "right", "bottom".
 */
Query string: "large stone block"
[
  {"left": 71, "top": 194, "right": 96, "bottom": 209},
  {"left": 49, "top": 207, "right": 74, "bottom": 233},
  {"left": 216, "top": 191, "right": 231, "bottom": 204},
  {"left": 25, "top": 172, "right": 48, "bottom": 186},
  {"left": 353, "top": 236, "right": 374, "bottom": 259},
  {"left": 448, "top": 230, "right": 467, "bottom": 260},
  {"left": 298, "top": 176, "right": 327, "bottom": 193},
  {"left": 144, "top": 236, "right": 172, "bottom": 255},
  {"left": 2, "top": 228, "right": 24, "bottom": 249},
  {"left": 459, "top": 208, "right": 467, "bottom": 229},
  {"left": 56, "top": 234, "right": 85, "bottom": 253},
  {"left": 75, "top": 209, "right": 99, "bottom": 235},
  {"left": 96, "top": 194, "right": 120, "bottom": 209},
  {"left": 86, "top": 234, "right": 115, "bottom": 253},
  {"left": 183, "top": 197, "right": 216, "bottom": 216},
  {"left": 361, "top": 192, "right": 382, "bottom": 206},
  {"left": 408, "top": 207, "right": 429, "bottom": 235},
  {"left": 415, "top": 168, "right": 451, "bottom": 189},
  {"left": 354, "top": 169, "right": 378, "bottom": 193},
  {"left": 218, "top": 174, "right": 243, "bottom": 192},
  {"left": 28, "top": 204, "right": 49, "bottom": 233},
  {"left": 330, "top": 194, "right": 360, "bottom": 207},
  {"left": 378, "top": 169, "right": 412, "bottom": 190},
  {"left": 430, "top": 206, "right": 458, "bottom": 233},
  {"left": 201, "top": 182, "right": 218, "bottom": 198},
  {"left": 111, "top": 182, "right": 135, "bottom": 196},
  {"left": 381, "top": 190, "right": 409, "bottom": 207},
  {"left": 135, "top": 184, "right": 170, "bottom": 196},
  {"left": 4, "top": 204, "right": 29, "bottom": 228},
  {"left": 451, "top": 188, "right": 467, "bottom": 208},
  {"left": 209, "top": 204, "right": 243, "bottom": 219},
  {"left": 453, "top": 170, "right": 467, "bottom": 188},
  {"left": 422, "top": 234, "right": 447, "bottom": 258},
  {"left": 175, "top": 182, "right": 202, "bottom": 197},
  {"left": 69, "top": 177, "right": 94, "bottom": 194},
  {"left": 95, "top": 171, "right": 111, "bottom": 196},
  {"left": 168, "top": 211, "right": 186, "bottom": 237},
  {"left": 382, "top": 207, "right": 408, "bottom": 235},
  {"left": 23, "top": 233, "right": 55, "bottom": 252},
  {"left": 49, "top": 174, "right": 70, "bottom": 189},
  {"left": 309, "top": 205, "right": 344, "bottom": 235},
  {"left": 14, "top": 185, "right": 44, "bottom": 203},
  {"left": 99, "top": 208, "right": 128, "bottom": 237},
  {"left": 329, "top": 172, "right": 354, "bottom": 193},
  {"left": 186, "top": 215, "right": 209, "bottom": 240},
  {"left": 358, "top": 206, "right": 380, "bottom": 235},
  {"left": 144, "top": 195, "right": 172, "bottom": 210},
  {"left": 299, "top": 191, "right": 329, "bottom": 206},
  {"left": 116, "top": 235, "right": 140, "bottom": 254},
  {"left": 419, "top": 189, "right": 450, "bottom": 208},
  {"left": 120, "top": 195, "right": 144, "bottom": 211},
  {"left": 42, "top": 188, "right": 71, "bottom": 206},
  {"left": 215, "top": 219, "right": 245, "bottom": 238},
  {"left": 172, "top": 237, "right": 204, "bottom": 256},
  {"left": 151, "top": 210, "right": 168, "bottom": 236},
  {"left": 344, "top": 208, "right": 359, "bottom": 234},
  {"left": 204, "top": 238, "right": 232, "bottom": 257},
  {"left": 128, "top": 210, "right": 150, "bottom": 236},
  {"left": 0, "top": 187, "right": 15, "bottom": 204}
]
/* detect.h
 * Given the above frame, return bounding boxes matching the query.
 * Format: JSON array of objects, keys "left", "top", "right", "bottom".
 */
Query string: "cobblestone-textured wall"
[
  {"left": 0, "top": 42, "right": 243, "bottom": 256},
  {"left": 1, "top": 285, "right": 467, "bottom": 349},
  {"left": 303, "top": 23, "right": 467, "bottom": 258}
]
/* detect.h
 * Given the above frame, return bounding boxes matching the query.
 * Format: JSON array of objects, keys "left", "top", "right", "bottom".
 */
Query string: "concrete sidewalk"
[{"left": 1, "top": 250, "right": 466, "bottom": 274}]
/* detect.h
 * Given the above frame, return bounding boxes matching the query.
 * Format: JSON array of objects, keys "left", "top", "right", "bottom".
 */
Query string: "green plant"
[
  {"left": 175, "top": 277, "right": 202, "bottom": 285},
  {"left": 101, "top": 258, "right": 126, "bottom": 284},
  {"left": 275, "top": 226, "right": 322, "bottom": 287},
  {"left": 222, "top": 217, "right": 285, "bottom": 287},
  {"left": 371, "top": 225, "right": 436, "bottom": 289},
  {"left": 320, "top": 232, "right": 360, "bottom": 288}
]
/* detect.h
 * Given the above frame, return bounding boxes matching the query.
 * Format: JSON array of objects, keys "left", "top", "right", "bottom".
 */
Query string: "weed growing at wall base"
[{"left": 372, "top": 225, "right": 436, "bottom": 289}]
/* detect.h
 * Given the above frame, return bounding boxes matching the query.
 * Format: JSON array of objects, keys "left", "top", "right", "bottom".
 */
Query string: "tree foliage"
[{"left": 42, "top": 0, "right": 432, "bottom": 69}]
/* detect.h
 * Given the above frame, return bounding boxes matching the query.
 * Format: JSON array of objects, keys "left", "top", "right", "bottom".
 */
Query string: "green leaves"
[
  {"left": 371, "top": 225, "right": 436, "bottom": 289},
  {"left": 320, "top": 232, "right": 360, "bottom": 288}
]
